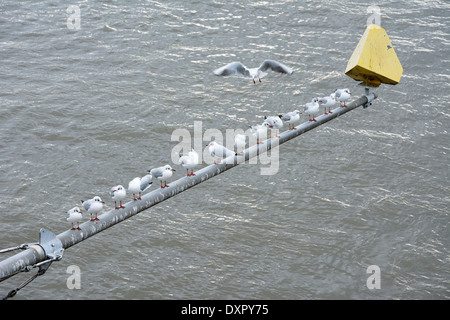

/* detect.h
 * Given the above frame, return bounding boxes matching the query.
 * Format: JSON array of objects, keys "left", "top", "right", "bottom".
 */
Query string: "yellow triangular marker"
[{"left": 345, "top": 24, "right": 403, "bottom": 87}]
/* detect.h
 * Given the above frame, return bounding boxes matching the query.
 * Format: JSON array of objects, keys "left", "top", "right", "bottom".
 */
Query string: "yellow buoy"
[{"left": 345, "top": 24, "right": 403, "bottom": 87}]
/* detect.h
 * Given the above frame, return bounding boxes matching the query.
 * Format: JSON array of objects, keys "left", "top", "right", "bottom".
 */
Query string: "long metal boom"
[{"left": 0, "top": 92, "right": 377, "bottom": 282}]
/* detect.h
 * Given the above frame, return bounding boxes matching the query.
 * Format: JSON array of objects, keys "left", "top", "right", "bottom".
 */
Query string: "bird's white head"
[
  {"left": 94, "top": 196, "right": 104, "bottom": 203},
  {"left": 164, "top": 164, "right": 175, "bottom": 172},
  {"left": 263, "top": 117, "right": 274, "bottom": 128}
]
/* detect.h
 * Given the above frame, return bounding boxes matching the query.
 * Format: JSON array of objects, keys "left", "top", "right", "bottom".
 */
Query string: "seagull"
[
  {"left": 334, "top": 88, "right": 351, "bottom": 107},
  {"left": 179, "top": 149, "right": 200, "bottom": 176},
  {"left": 110, "top": 185, "right": 126, "bottom": 209},
  {"left": 279, "top": 110, "right": 301, "bottom": 130},
  {"left": 81, "top": 196, "right": 104, "bottom": 222},
  {"left": 304, "top": 98, "right": 320, "bottom": 122},
  {"left": 264, "top": 116, "right": 283, "bottom": 138},
  {"left": 318, "top": 93, "right": 336, "bottom": 115},
  {"left": 234, "top": 134, "right": 247, "bottom": 154},
  {"left": 213, "top": 60, "right": 293, "bottom": 84},
  {"left": 206, "top": 141, "right": 237, "bottom": 165},
  {"left": 250, "top": 122, "right": 270, "bottom": 144},
  {"left": 67, "top": 207, "right": 83, "bottom": 230},
  {"left": 149, "top": 165, "right": 176, "bottom": 188},
  {"left": 128, "top": 174, "right": 153, "bottom": 201}
]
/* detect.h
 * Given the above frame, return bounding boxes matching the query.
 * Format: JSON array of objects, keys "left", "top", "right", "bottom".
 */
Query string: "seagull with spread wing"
[{"left": 213, "top": 60, "right": 293, "bottom": 84}]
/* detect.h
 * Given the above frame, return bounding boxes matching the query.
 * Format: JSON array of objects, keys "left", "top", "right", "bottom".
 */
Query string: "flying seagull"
[{"left": 213, "top": 60, "right": 293, "bottom": 84}]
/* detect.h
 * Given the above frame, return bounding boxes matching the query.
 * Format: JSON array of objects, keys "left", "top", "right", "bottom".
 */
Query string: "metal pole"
[{"left": 0, "top": 92, "right": 377, "bottom": 281}]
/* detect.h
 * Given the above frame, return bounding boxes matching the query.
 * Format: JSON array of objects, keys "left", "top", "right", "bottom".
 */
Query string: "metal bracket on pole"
[
  {"left": 39, "top": 228, "right": 64, "bottom": 262},
  {"left": 363, "top": 87, "right": 375, "bottom": 109},
  {"left": 1, "top": 229, "right": 64, "bottom": 299}
]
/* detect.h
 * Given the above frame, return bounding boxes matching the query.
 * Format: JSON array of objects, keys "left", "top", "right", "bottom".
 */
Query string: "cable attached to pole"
[{"left": 2, "top": 258, "right": 57, "bottom": 300}]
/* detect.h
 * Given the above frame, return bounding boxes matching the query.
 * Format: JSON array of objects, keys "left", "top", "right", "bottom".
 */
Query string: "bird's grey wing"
[
  {"left": 81, "top": 199, "right": 91, "bottom": 211},
  {"left": 213, "top": 62, "right": 250, "bottom": 77},
  {"left": 150, "top": 168, "right": 164, "bottom": 179},
  {"left": 281, "top": 114, "right": 291, "bottom": 121},
  {"left": 228, "top": 147, "right": 237, "bottom": 157},
  {"left": 334, "top": 90, "right": 341, "bottom": 98},
  {"left": 220, "top": 145, "right": 236, "bottom": 157},
  {"left": 304, "top": 105, "right": 309, "bottom": 112},
  {"left": 140, "top": 174, "right": 153, "bottom": 191},
  {"left": 258, "top": 60, "right": 293, "bottom": 74},
  {"left": 320, "top": 98, "right": 328, "bottom": 104},
  {"left": 109, "top": 187, "right": 116, "bottom": 197}
]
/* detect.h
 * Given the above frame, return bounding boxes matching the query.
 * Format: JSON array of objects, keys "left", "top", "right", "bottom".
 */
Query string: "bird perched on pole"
[
  {"left": 304, "top": 98, "right": 320, "bottom": 122},
  {"left": 234, "top": 134, "right": 247, "bottom": 155},
  {"left": 279, "top": 110, "right": 301, "bottom": 130},
  {"left": 250, "top": 122, "right": 270, "bottom": 145},
  {"left": 318, "top": 93, "right": 336, "bottom": 115},
  {"left": 110, "top": 185, "right": 126, "bottom": 209},
  {"left": 335, "top": 88, "right": 351, "bottom": 107},
  {"left": 67, "top": 207, "right": 83, "bottom": 230},
  {"left": 81, "top": 196, "right": 104, "bottom": 222},
  {"left": 128, "top": 175, "right": 153, "bottom": 201},
  {"left": 206, "top": 141, "right": 237, "bottom": 165},
  {"left": 179, "top": 149, "right": 200, "bottom": 177},
  {"left": 149, "top": 165, "right": 176, "bottom": 188},
  {"left": 264, "top": 116, "right": 283, "bottom": 138}
]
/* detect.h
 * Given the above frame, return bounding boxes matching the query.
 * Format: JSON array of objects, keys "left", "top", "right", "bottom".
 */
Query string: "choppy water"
[{"left": 0, "top": 0, "right": 449, "bottom": 300}]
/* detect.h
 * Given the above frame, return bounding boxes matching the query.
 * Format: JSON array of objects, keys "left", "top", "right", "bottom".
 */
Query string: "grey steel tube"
[
  {"left": 0, "top": 92, "right": 377, "bottom": 281},
  {"left": 0, "top": 245, "right": 46, "bottom": 282}
]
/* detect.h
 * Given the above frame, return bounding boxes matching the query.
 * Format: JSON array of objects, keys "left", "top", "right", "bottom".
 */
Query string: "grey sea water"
[{"left": 0, "top": 0, "right": 449, "bottom": 300}]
